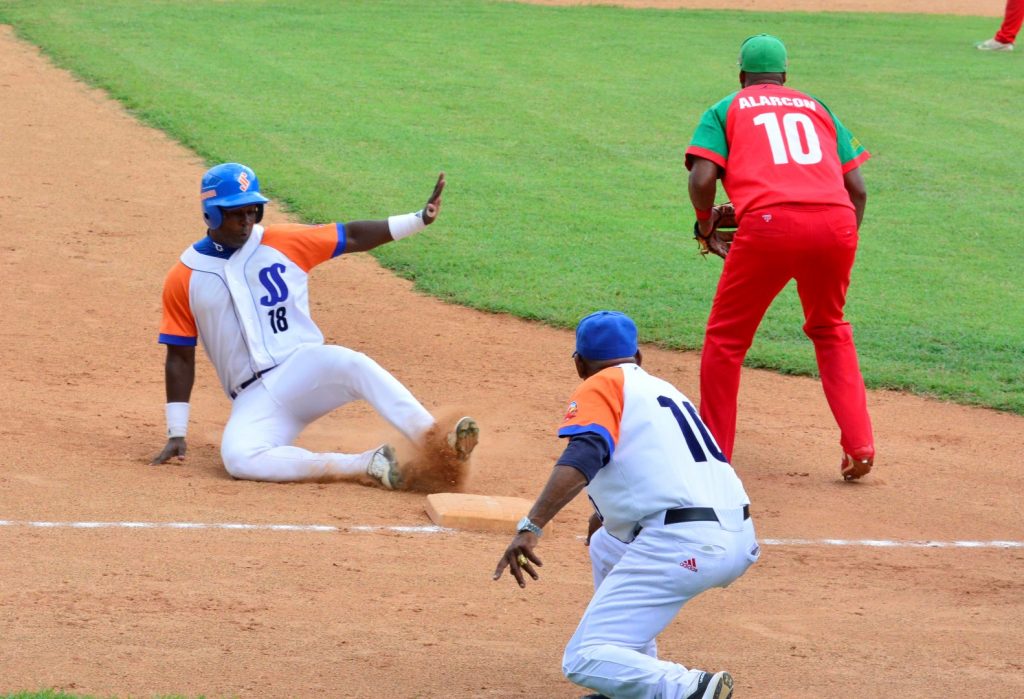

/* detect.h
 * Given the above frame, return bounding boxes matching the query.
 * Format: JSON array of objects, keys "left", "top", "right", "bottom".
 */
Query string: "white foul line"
[
  {"left": 762, "top": 538, "right": 1023, "bottom": 548},
  {"left": 0, "top": 520, "right": 1020, "bottom": 548},
  {"left": 0, "top": 519, "right": 445, "bottom": 534}
]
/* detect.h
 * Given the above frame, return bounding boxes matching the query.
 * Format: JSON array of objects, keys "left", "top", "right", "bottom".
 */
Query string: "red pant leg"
[
  {"left": 700, "top": 215, "right": 794, "bottom": 461},
  {"left": 791, "top": 206, "right": 874, "bottom": 458},
  {"left": 995, "top": 0, "right": 1024, "bottom": 43}
]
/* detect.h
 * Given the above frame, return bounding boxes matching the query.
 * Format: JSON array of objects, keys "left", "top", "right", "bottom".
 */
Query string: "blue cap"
[{"left": 575, "top": 311, "right": 638, "bottom": 361}]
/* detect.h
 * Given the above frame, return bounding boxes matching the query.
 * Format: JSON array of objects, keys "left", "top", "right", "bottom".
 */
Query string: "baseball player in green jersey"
[{"left": 685, "top": 35, "right": 875, "bottom": 481}]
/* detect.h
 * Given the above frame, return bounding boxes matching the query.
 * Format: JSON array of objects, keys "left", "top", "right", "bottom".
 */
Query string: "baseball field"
[{"left": 0, "top": 0, "right": 1021, "bottom": 697}]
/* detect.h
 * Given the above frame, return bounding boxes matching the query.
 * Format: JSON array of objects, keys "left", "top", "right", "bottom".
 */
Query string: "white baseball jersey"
[
  {"left": 159, "top": 223, "right": 345, "bottom": 398},
  {"left": 558, "top": 363, "right": 749, "bottom": 542}
]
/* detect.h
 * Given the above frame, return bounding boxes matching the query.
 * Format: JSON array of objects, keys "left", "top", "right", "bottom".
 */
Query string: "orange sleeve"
[
  {"left": 557, "top": 367, "right": 625, "bottom": 451},
  {"left": 158, "top": 262, "right": 197, "bottom": 346},
  {"left": 261, "top": 223, "right": 345, "bottom": 272}
]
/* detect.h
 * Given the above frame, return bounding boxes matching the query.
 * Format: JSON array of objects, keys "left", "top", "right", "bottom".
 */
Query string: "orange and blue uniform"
[
  {"left": 158, "top": 223, "right": 436, "bottom": 482},
  {"left": 160, "top": 223, "right": 344, "bottom": 398},
  {"left": 553, "top": 362, "right": 756, "bottom": 698}
]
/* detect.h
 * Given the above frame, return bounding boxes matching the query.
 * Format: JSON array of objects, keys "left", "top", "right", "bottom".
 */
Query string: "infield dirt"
[{"left": 0, "top": 2, "right": 1021, "bottom": 696}]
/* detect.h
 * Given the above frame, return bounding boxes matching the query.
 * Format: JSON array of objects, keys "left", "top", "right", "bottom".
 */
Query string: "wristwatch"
[{"left": 516, "top": 516, "right": 543, "bottom": 537}]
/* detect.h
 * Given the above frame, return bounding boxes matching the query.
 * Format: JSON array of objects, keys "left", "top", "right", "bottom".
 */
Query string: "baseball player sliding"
[
  {"left": 152, "top": 162, "right": 478, "bottom": 488},
  {"left": 494, "top": 311, "right": 758, "bottom": 699}
]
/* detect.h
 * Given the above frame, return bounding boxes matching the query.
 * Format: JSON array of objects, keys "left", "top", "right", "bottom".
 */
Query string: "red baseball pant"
[
  {"left": 699, "top": 204, "right": 874, "bottom": 462},
  {"left": 995, "top": 0, "right": 1024, "bottom": 44}
]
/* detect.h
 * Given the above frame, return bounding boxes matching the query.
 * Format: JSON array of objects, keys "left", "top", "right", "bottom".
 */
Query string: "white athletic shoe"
[
  {"left": 976, "top": 38, "right": 1014, "bottom": 51},
  {"left": 687, "top": 671, "right": 734, "bottom": 699},
  {"left": 366, "top": 444, "right": 401, "bottom": 490},
  {"left": 447, "top": 416, "right": 479, "bottom": 461}
]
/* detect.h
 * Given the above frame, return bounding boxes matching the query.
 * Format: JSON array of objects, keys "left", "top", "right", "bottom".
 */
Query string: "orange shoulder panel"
[
  {"left": 262, "top": 223, "right": 341, "bottom": 272},
  {"left": 159, "top": 262, "right": 196, "bottom": 339},
  {"left": 561, "top": 367, "right": 625, "bottom": 446}
]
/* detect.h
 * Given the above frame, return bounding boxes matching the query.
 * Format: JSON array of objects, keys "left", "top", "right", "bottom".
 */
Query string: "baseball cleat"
[
  {"left": 366, "top": 444, "right": 402, "bottom": 490},
  {"left": 447, "top": 416, "right": 479, "bottom": 461},
  {"left": 975, "top": 38, "right": 1014, "bottom": 51},
  {"left": 687, "top": 670, "right": 733, "bottom": 699},
  {"left": 840, "top": 451, "right": 873, "bottom": 481}
]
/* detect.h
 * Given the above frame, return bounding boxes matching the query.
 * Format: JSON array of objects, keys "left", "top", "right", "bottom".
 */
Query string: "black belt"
[
  {"left": 230, "top": 366, "right": 275, "bottom": 399},
  {"left": 664, "top": 504, "right": 750, "bottom": 525}
]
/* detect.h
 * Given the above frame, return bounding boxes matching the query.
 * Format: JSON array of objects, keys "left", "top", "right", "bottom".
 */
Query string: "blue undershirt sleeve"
[{"left": 555, "top": 432, "right": 611, "bottom": 483}]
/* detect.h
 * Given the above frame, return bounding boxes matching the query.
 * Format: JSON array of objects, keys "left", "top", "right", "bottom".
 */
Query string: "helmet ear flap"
[{"left": 203, "top": 205, "right": 223, "bottom": 231}]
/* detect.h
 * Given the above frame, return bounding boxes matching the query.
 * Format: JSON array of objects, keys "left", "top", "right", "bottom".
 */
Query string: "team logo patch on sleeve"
[{"left": 563, "top": 401, "right": 578, "bottom": 421}]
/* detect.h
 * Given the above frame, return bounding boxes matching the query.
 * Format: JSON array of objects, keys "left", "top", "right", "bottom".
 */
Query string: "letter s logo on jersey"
[{"left": 258, "top": 263, "right": 289, "bottom": 306}]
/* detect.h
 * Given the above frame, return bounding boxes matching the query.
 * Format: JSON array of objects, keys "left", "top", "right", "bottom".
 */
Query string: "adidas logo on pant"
[{"left": 680, "top": 558, "right": 698, "bottom": 572}]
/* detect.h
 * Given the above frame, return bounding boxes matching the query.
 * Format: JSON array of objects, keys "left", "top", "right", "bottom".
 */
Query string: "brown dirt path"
[{"left": 0, "top": 13, "right": 1021, "bottom": 699}]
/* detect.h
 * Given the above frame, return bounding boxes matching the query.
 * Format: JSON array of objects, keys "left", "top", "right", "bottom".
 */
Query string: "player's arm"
[
  {"left": 685, "top": 96, "right": 731, "bottom": 239},
  {"left": 822, "top": 105, "right": 869, "bottom": 228},
  {"left": 151, "top": 344, "right": 195, "bottom": 465},
  {"left": 843, "top": 167, "right": 867, "bottom": 229},
  {"left": 343, "top": 172, "right": 446, "bottom": 253},
  {"left": 492, "top": 464, "right": 588, "bottom": 589},
  {"left": 688, "top": 156, "right": 720, "bottom": 239},
  {"left": 494, "top": 430, "right": 611, "bottom": 588}
]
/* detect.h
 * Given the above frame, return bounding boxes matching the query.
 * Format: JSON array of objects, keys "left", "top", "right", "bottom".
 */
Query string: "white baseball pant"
[
  {"left": 564, "top": 515, "right": 759, "bottom": 699},
  {"left": 220, "top": 344, "right": 435, "bottom": 482},
  {"left": 588, "top": 526, "right": 658, "bottom": 661}
]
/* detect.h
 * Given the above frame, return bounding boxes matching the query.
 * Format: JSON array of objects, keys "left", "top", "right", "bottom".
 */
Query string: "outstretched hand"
[
  {"left": 422, "top": 172, "right": 446, "bottom": 225},
  {"left": 493, "top": 531, "right": 542, "bottom": 589},
  {"left": 151, "top": 436, "right": 187, "bottom": 465}
]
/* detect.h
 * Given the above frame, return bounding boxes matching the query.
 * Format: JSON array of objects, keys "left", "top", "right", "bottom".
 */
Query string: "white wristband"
[
  {"left": 387, "top": 210, "right": 427, "bottom": 240},
  {"left": 166, "top": 402, "right": 190, "bottom": 438}
]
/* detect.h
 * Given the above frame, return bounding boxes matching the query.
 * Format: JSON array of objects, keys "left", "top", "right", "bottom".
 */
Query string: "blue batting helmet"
[{"left": 200, "top": 163, "right": 270, "bottom": 230}]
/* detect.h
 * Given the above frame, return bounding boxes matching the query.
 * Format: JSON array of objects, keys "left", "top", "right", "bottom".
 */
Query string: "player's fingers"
[
  {"left": 510, "top": 562, "right": 526, "bottom": 588},
  {"left": 492, "top": 556, "right": 510, "bottom": 580},
  {"left": 428, "top": 174, "right": 445, "bottom": 202},
  {"left": 508, "top": 552, "right": 529, "bottom": 588}
]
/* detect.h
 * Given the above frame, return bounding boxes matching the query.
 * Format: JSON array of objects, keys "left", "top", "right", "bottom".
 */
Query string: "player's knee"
[
  {"left": 803, "top": 320, "right": 852, "bottom": 344},
  {"left": 221, "top": 444, "right": 266, "bottom": 481},
  {"left": 563, "top": 648, "right": 601, "bottom": 691},
  {"left": 703, "top": 330, "right": 753, "bottom": 357},
  {"left": 562, "top": 652, "right": 582, "bottom": 684}
]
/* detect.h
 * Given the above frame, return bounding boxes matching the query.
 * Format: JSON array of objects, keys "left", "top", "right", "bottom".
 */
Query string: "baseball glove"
[{"left": 693, "top": 202, "right": 737, "bottom": 259}]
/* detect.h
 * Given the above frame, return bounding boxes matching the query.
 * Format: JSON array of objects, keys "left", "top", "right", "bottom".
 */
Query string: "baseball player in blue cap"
[
  {"left": 153, "top": 163, "right": 478, "bottom": 489},
  {"left": 494, "top": 310, "right": 757, "bottom": 699}
]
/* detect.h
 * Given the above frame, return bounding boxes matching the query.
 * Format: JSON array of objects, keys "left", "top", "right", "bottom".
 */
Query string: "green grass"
[{"left": 1, "top": 0, "right": 1021, "bottom": 412}]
